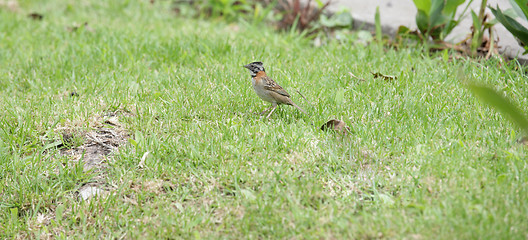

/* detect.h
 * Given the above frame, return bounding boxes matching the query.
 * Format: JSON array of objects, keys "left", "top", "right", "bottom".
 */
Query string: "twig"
[{"left": 348, "top": 72, "right": 365, "bottom": 81}]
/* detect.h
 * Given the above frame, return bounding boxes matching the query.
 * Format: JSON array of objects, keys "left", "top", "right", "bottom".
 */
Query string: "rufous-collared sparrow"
[{"left": 243, "top": 61, "right": 307, "bottom": 118}]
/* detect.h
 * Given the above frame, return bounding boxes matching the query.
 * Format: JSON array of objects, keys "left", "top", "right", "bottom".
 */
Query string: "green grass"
[{"left": 1, "top": 0, "right": 528, "bottom": 239}]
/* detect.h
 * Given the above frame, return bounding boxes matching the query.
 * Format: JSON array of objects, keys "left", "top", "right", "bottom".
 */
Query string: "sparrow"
[{"left": 243, "top": 61, "right": 307, "bottom": 118}]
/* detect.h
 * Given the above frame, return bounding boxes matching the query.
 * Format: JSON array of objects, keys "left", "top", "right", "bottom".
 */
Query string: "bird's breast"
[{"left": 251, "top": 77, "right": 275, "bottom": 103}]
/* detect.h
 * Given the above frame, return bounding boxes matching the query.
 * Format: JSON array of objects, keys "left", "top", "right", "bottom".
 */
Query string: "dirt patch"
[
  {"left": 58, "top": 112, "right": 130, "bottom": 200},
  {"left": 61, "top": 127, "right": 128, "bottom": 172}
]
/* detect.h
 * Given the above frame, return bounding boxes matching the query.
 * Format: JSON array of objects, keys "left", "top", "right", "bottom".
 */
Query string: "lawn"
[{"left": 1, "top": 0, "right": 528, "bottom": 239}]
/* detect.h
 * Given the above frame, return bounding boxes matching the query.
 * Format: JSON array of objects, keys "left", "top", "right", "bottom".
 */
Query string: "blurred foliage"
[
  {"left": 465, "top": 82, "right": 528, "bottom": 136},
  {"left": 318, "top": 9, "right": 352, "bottom": 29},
  {"left": 412, "top": 0, "right": 471, "bottom": 41},
  {"left": 455, "top": 0, "right": 498, "bottom": 58},
  {"left": 172, "top": 0, "right": 352, "bottom": 36},
  {"left": 171, "top": 0, "right": 528, "bottom": 60},
  {"left": 490, "top": 0, "right": 528, "bottom": 54},
  {"left": 276, "top": 0, "right": 332, "bottom": 31},
  {"left": 173, "top": 0, "right": 278, "bottom": 23}
]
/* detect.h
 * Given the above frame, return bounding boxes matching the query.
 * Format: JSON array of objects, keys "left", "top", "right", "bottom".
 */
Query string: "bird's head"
[{"left": 243, "top": 61, "right": 265, "bottom": 77}]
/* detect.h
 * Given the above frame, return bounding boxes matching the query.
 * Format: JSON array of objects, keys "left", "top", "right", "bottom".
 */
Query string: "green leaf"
[
  {"left": 509, "top": 0, "right": 524, "bottom": 19},
  {"left": 512, "top": 0, "right": 528, "bottom": 21},
  {"left": 443, "top": 0, "right": 467, "bottom": 15},
  {"left": 413, "top": 0, "right": 431, "bottom": 13},
  {"left": 429, "top": 0, "right": 453, "bottom": 39},
  {"left": 397, "top": 25, "right": 411, "bottom": 34},
  {"left": 314, "top": 0, "right": 324, "bottom": 8},
  {"left": 490, "top": 8, "right": 521, "bottom": 24},
  {"left": 413, "top": 0, "right": 468, "bottom": 40},
  {"left": 128, "top": 138, "right": 138, "bottom": 148},
  {"left": 442, "top": 18, "right": 459, "bottom": 39},
  {"left": 490, "top": 6, "right": 528, "bottom": 52},
  {"left": 429, "top": 0, "right": 446, "bottom": 27},
  {"left": 466, "top": 82, "right": 528, "bottom": 133},
  {"left": 416, "top": 10, "right": 430, "bottom": 34}
]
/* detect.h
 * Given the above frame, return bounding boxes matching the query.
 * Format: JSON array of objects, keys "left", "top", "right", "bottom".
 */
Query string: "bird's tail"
[{"left": 291, "top": 102, "right": 307, "bottom": 115}]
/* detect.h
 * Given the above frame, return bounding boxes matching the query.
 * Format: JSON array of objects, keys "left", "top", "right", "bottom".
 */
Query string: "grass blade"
[
  {"left": 375, "top": 6, "right": 382, "bottom": 45},
  {"left": 466, "top": 82, "right": 528, "bottom": 133}
]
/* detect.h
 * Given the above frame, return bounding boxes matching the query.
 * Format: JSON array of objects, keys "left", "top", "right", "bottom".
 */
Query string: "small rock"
[{"left": 78, "top": 186, "right": 104, "bottom": 201}]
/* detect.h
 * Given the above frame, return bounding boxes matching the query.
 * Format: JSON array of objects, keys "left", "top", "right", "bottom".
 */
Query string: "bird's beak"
[{"left": 243, "top": 64, "right": 249, "bottom": 69}]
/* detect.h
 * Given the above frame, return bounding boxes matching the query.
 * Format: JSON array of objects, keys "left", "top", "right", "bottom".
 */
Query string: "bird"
[{"left": 243, "top": 61, "right": 307, "bottom": 118}]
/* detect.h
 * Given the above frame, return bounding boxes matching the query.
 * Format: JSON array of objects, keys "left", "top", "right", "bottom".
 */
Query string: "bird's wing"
[{"left": 263, "top": 76, "right": 291, "bottom": 97}]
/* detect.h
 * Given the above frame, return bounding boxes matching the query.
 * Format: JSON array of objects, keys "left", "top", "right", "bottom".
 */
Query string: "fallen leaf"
[
  {"left": 28, "top": 12, "right": 43, "bottom": 20},
  {"left": 320, "top": 119, "right": 350, "bottom": 135},
  {"left": 372, "top": 72, "right": 397, "bottom": 81}
]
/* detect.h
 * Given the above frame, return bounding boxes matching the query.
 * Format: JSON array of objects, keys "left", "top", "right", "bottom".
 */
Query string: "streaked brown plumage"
[{"left": 243, "top": 61, "right": 306, "bottom": 118}]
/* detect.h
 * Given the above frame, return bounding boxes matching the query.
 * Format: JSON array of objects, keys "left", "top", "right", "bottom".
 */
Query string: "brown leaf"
[
  {"left": 28, "top": 12, "right": 43, "bottom": 20},
  {"left": 372, "top": 72, "right": 397, "bottom": 81},
  {"left": 320, "top": 119, "right": 350, "bottom": 135}
]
